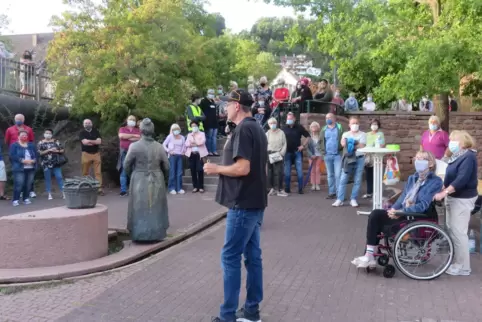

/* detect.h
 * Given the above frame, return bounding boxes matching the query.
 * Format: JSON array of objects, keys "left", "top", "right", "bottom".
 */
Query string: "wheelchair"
[{"left": 366, "top": 203, "right": 454, "bottom": 280}]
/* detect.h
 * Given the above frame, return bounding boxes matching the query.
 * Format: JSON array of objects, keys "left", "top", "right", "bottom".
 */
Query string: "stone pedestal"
[{"left": 0, "top": 204, "right": 108, "bottom": 269}]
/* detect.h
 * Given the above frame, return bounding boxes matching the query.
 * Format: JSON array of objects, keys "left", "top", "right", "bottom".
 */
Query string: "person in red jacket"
[
  {"left": 5, "top": 114, "right": 35, "bottom": 147},
  {"left": 4, "top": 114, "right": 36, "bottom": 198}
]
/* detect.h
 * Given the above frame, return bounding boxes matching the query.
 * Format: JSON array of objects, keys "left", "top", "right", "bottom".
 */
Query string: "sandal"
[
  {"left": 199, "top": 189, "right": 205, "bottom": 193},
  {"left": 192, "top": 189, "right": 199, "bottom": 193},
  {"left": 0, "top": 195, "right": 10, "bottom": 200}
]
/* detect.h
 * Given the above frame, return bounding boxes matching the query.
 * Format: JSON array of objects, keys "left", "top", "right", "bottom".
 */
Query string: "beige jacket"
[{"left": 266, "top": 129, "right": 287, "bottom": 156}]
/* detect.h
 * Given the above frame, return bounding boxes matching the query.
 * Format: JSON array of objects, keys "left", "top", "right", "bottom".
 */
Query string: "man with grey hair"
[
  {"left": 205, "top": 89, "right": 267, "bottom": 322},
  {"left": 200, "top": 88, "right": 219, "bottom": 156},
  {"left": 79, "top": 119, "right": 104, "bottom": 195}
]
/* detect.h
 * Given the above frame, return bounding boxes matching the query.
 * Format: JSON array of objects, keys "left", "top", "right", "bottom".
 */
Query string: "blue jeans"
[
  {"left": 168, "top": 154, "right": 183, "bottom": 192},
  {"left": 220, "top": 208, "right": 264, "bottom": 321},
  {"left": 206, "top": 128, "right": 218, "bottom": 154},
  {"left": 337, "top": 156, "right": 365, "bottom": 201},
  {"left": 324, "top": 154, "right": 342, "bottom": 195},
  {"left": 119, "top": 151, "right": 128, "bottom": 193},
  {"left": 13, "top": 169, "right": 35, "bottom": 201},
  {"left": 284, "top": 151, "right": 303, "bottom": 192},
  {"left": 43, "top": 167, "right": 64, "bottom": 193}
]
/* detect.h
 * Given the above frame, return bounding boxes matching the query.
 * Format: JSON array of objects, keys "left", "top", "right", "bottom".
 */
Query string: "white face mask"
[
  {"left": 192, "top": 127, "right": 199, "bottom": 132},
  {"left": 173, "top": 130, "right": 180, "bottom": 135},
  {"left": 258, "top": 101, "right": 265, "bottom": 107},
  {"left": 44, "top": 133, "right": 52, "bottom": 139},
  {"left": 269, "top": 124, "right": 276, "bottom": 130},
  {"left": 367, "top": 97, "right": 373, "bottom": 102},
  {"left": 207, "top": 94, "right": 214, "bottom": 99},
  {"left": 371, "top": 124, "right": 378, "bottom": 131},
  {"left": 350, "top": 124, "right": 359, "bottom": 132},
  {"left": 127, "top": 120, "right": 136, "bottom": 127}
]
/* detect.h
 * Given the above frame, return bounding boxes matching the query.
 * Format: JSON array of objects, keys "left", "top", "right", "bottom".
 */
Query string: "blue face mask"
[
  {"left": 270, "top": 124, "right": 277, "bottom": 130},
  {"left": 173, "top": 130, "right": 180, "bottom": 135},
  {"left": 15, "top": 120, "right": 23, "bottom": 126},
  {"left": 449, "top": 141, "right": 460, "bottom": 154},
  {"left": 429, "top": 124, "right": 438, "bottom": 131},
  {"left": 414, "top": 159, "right": 429, "bottom": 173},
  {"left": 192, "top": 127, "right": 199, "bottom": 133},
  {"left": 286, "top": 119, "right": 294, "bottom": 125},
  {"left": 326, "top": 119, "right": 333, "bottom": 125}
]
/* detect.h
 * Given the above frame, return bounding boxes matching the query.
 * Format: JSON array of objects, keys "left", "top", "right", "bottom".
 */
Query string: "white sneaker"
[
  {"left": 445, "top": 264, "right": 471, "bottom": 276},
  {"left": 311, "top": 185, "right": 316, "bottom": 191},
  {"left": 362, "top": 194, "right": 372, "bottom": 199},
  {"left": 315, "top": 184, "right": 321, "bottom": 191},
  {"left": 48, "top": 193, "right": 53, "bottom": 200},
  {"left": 178, "top": 189, "right": 185, "bottom": 194},
  {"left": 351, "top": 255, "right": 376, "bottom": 268},
  {"left": 350, "top": 199, "right": 359, "bottom": 207},
  {"left": 277, "top": 190, "right": 288, "bottom": 197},
  {"left": 169, "top": 190, "right": 177, "bottom": 195},
  {"left": 332, "top": 200, "right": 343, "bottom": 207},
  {"left": 24, "top": 199, "right": 32, "bottom": 205},
  {"left": 268, "top": 188, "right": 277, "bottom": 196},
  {"left": 62, "top": 192, "right": 66, "bottom": 199},
  {"left": 29, "top": 191, "right": 37, "bottom": 198},
  {"left": 12, "top": 200, "right": 19, "bottom": 207}
]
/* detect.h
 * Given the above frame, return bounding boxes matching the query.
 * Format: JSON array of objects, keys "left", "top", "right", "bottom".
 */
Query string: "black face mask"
[
  {"left": 227, "top": 121, "right": 236, "bottom": 132},
  {"left": 260, "top": 83, "right": 266, "bottom": 87}
]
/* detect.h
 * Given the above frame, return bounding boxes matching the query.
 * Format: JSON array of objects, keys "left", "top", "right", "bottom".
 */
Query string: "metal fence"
[{"left": 0, "top": 56, "right": 54, "bottom": 101}]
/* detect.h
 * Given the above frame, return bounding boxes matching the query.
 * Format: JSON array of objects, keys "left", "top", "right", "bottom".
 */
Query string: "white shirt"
[
  {"left": 362, "top": 101, "right": 376, "bottom": 111},
  {"left": 342, "top": 131, "right": 367, "bottom": 157}
]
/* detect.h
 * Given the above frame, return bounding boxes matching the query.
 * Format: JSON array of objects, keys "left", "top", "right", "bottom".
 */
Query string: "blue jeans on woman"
[
  {"left": 168, "top": 154, "right": 183, "bottom": 192},
  {"left": 43, "top": 167, "right": 64, "bottom": 193},
  {"left": 206, "top": 128, "right": 218, "bottom": 154},
  {"left": 220, "top": 207, "right": 264, "bottom": 321},
  {"left": 337, "top": 156, "right": 365, "bottom": 201},
  {"left": 13, "top": 169, "right": 35, "bottom": 202}
]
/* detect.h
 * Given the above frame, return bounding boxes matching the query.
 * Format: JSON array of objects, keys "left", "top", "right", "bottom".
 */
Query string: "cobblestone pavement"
[
  {"left": 0, "top": 191, "right": 223, "bottom": 234},
  {"left": 1, "top": 192, "right": 481, "bottom": 322}
]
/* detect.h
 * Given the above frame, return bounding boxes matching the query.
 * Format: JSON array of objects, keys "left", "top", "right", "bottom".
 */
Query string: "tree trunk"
[{"left": 434, "top": 93, "right": 450, "bottom": 132}]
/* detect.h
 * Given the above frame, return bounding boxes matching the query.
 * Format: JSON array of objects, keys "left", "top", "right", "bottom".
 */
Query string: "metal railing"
[{"left": 0, "top": 56, "right": 54, "bottom": 101}]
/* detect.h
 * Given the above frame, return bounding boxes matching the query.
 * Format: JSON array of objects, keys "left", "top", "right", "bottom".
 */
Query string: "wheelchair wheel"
[
  {"left": 392, "top": 221, "right": 453, "bottom": 280},
  {"left": 377, "top": 254, "right": 389, "bottom": 266}
]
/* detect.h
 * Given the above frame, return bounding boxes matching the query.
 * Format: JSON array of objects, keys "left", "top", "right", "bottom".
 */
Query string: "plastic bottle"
[
  {"left": 375, "top": 133, "right": 382, "bottom": 148},
  {"left": 468, "top": 229, "right": 476, "bottom": 254}
]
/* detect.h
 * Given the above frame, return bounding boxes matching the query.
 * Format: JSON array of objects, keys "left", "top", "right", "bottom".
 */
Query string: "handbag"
[
  {"left": 56, "top": 153, "right": 68, "bottom": 167},
  {"left": 319, "top": 159, "right": 326, "bottom": 174},
  {"left": 268, "top": 152, "right": 283, "bottom": 164}
]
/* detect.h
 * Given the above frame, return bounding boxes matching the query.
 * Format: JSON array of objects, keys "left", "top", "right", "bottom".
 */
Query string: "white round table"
[{"left": 356, "top": 147, "right": 400, "bottom": 216}]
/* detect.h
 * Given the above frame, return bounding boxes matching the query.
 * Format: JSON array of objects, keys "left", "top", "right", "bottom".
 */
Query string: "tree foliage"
[
  {"left": 265, "top": 0, "right": 482, "bottom": 108},
  {"left": 48, "top": 0, "right": 278, "bottom": 131}
]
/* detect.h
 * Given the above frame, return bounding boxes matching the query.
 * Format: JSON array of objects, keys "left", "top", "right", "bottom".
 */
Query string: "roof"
[{"left": 1, "top": 33, "right": 55, "bottom": 65}]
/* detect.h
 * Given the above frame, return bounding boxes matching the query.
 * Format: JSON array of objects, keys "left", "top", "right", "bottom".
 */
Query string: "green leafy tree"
[
  {"left": 264, "top": 0, "right": 482, "bottom": 111},
  {"left": 47, "top": 0, "right": 228, "bottom": 132}
]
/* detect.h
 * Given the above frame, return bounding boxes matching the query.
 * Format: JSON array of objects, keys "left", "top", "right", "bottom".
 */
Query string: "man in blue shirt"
[{"left": 319, "top": 113, "right": 344, "bottom": 199}]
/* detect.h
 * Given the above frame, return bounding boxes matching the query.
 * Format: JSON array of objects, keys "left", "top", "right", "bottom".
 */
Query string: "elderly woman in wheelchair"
[{"left": 352, "top": 151, "right": 454, "bottom": 280}]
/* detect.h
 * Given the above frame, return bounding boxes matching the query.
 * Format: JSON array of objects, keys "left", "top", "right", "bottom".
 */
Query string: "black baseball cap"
[{"left": 219, "top": 89, "right": 254, "bottom": 106}]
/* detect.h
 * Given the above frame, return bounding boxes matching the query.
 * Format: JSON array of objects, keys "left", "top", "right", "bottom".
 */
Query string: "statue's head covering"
[{"left": 140, "top": 118, "right": 155, "bottom": 137}]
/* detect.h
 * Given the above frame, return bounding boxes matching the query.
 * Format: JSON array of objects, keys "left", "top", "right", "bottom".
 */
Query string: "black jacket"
[{"left": 199, "top": 97, "right": 218, "bottom": 129}]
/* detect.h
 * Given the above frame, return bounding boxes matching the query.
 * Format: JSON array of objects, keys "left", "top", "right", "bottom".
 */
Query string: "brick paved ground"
[
  {"left": 1, "top": 191, "right": 481, "bottom": 322},
  {"left": 0, "top": 191, "right": 223, "bottom": 234}
]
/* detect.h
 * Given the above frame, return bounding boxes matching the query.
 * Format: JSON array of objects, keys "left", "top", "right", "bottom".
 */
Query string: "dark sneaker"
[
  {"left": 298, "top": 190, "right": 304, "bottom": 194},
  {"left": 211, "top": 317, "right": 235, "bottom": 322},
  {"left": 120, "top": 191, "right": 128, "bottom": 197},
  {"left": 236, "top": 308, "right": 261, "bottom": 322},
  {"left": 326, "top": 194, "right": 336, "bottom": 199},
  {"left": 285, "top": 189, "right": 291, "bottom": 194}
]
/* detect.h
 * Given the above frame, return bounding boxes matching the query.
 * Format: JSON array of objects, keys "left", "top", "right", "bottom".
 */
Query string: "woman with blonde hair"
[
  {"left": 163, "top": 123, "right": 186, "bottom": 195},
  {"left": 434, "top": 130, "right": 478, "bottom": 276},
  {"left": 306, "top": 121, "right": 323, "bottom": 191},
  {"left": 118, "top": 115, "right": 140, "bottom": 196},
  {"left": 420, "top": 115, "right": 449, "bottom": 159}
]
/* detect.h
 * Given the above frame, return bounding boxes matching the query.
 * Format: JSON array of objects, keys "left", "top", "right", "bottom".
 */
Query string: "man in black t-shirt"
[
  {"left": 79, "top": 119, "right": 103, "bottom": 194},
  {"left": 204, "top": 89, "right": 267, "bottom": 322},
  {"left": 282, "top": 112, "right": 310, "bottom": 194}
]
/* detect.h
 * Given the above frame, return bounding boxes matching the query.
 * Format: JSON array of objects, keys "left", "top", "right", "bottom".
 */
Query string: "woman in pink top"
[
  {"left": 420, "top": 115, "right": 449, "bottom": 159},
  {"left": 185, "top": 121, "right": 208, "bottom": 193},
  {"left": 118, "top": 115, "right": 141, "bottom": 196},
  {"left": 163, "top": 123, "right": 186, "bottom": 195}
]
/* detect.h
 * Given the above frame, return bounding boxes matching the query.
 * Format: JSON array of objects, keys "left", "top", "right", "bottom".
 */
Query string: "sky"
[{"left": 3, "top": 0, "right": 296, "bottom": 35}]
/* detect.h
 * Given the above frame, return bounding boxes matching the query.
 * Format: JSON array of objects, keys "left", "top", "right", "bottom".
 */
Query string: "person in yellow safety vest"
[{"left": 185, "top": 93, "right": 206, "bottom": 132}]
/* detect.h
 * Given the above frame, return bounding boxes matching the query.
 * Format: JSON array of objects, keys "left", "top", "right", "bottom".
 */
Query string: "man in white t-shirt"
[
  {"left": 333, "top": 117, "right": 367, "bottom": 208},
  {"left": 362, "top": 94, "right": 376, "bottom": 111}
]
